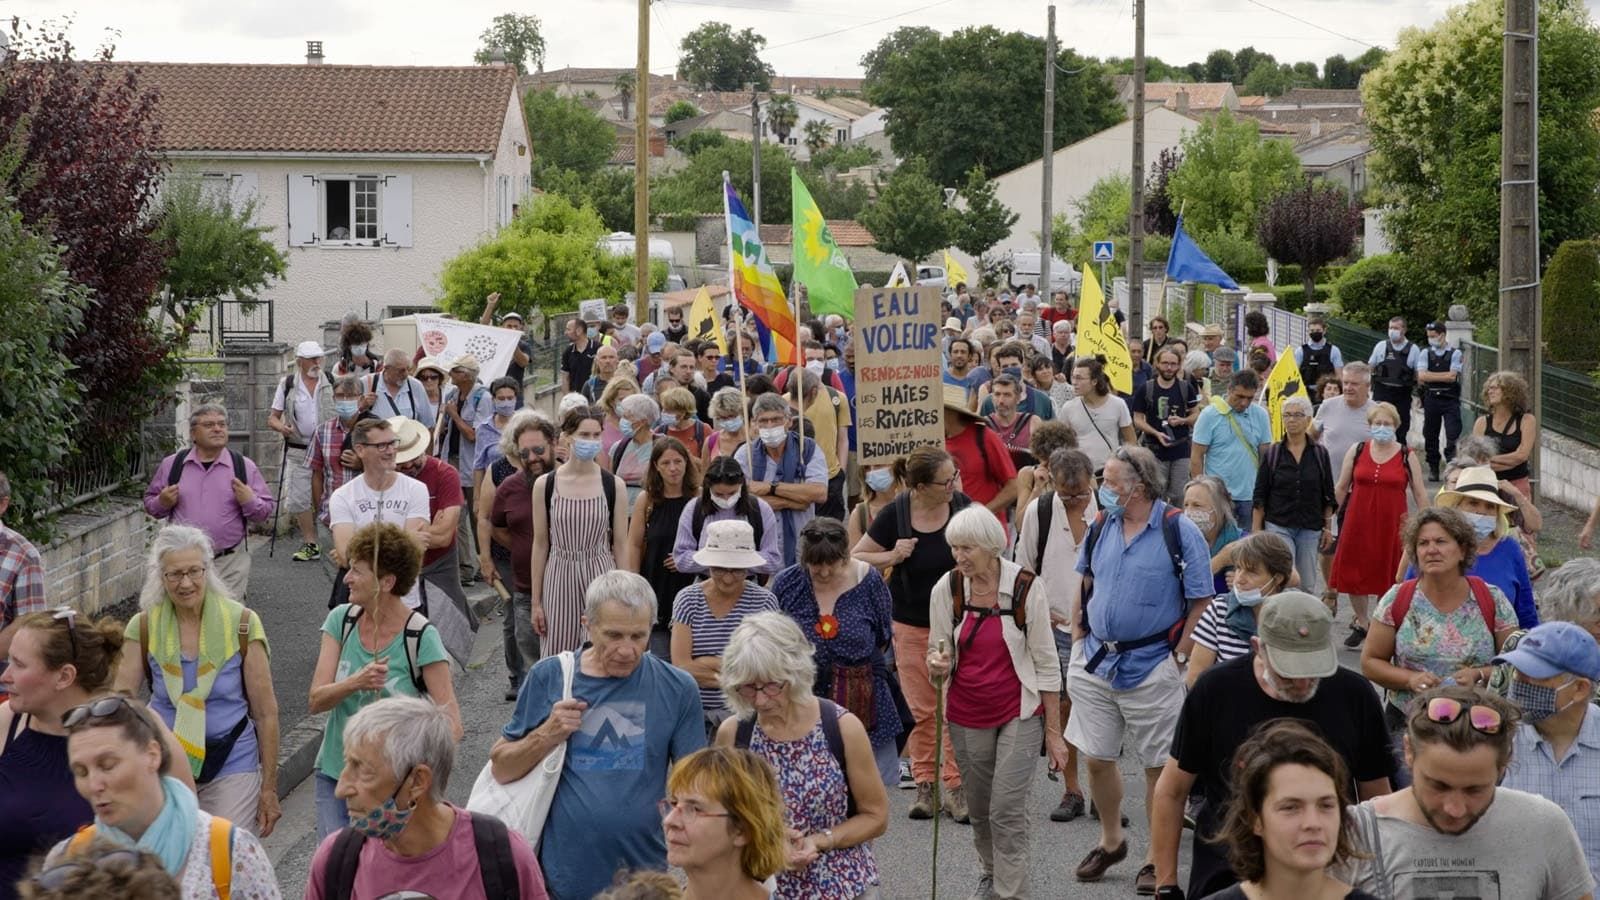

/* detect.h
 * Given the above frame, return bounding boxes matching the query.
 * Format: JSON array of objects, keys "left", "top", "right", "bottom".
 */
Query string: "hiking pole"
[
  {"left": 268, "top": 439, "right": 287, "bottom": 557},
  {"left": 931, "top": 639, "right": 948, "bottom": 900}
]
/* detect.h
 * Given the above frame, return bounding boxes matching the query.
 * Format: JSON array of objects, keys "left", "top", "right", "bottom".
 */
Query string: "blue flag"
[{"left": 1165, "top": 215, "right": 1241, "bottom": 290}]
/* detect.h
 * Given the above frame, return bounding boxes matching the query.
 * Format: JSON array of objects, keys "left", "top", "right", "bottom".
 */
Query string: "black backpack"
[
  {"left": 543, "top": 471, "right": 620, "bottom": 545},
  {"left": 338, "top": 606, "right": 434, "bottom": 696},
  {"left": 167, "top": 446, "right": 248, "bottom": 488},
  {"left": 888, "top": 489, "right": 971, "bottom": 600},
  {"left": 736, "top": 699, "right": 854, "bottom": 815},
  {"left": 322, "top": 813, "right": 519, "bottom": 900}
]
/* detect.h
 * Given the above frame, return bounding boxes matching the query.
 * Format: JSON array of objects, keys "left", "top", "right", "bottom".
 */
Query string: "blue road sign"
[{"left": 1092, "top": 241, "right": 1115, "bottom": 262}]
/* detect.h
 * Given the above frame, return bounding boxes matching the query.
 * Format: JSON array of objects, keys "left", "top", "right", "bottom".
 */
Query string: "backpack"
[
  {"left": 339, "top": 605, "right": 434, "bottom": 696},
  {"left": 1079, "top": 503, "right": 1190, "bottom": 675},
  {"left": 70, "top": 818, "right": 234, "bottom": 900},
  {"left": 167, "top": 447, "right": 248, "bottom": 489},
  {"left": 138, "top": 608, "right": 256, "bottom": 783},
  {"left": 1139, "top": 378, "right": 1195, "bottom": 449},
  {"left": 736, "top": 699, "right": 855, "bottom": 816},
  {"left": 654, "top": 420, "right": 708, "bottom": 449},
  {"left": 322, "top": 812, "right": 520, "bottom": 900},
  {"left": 543, "top": 471, "right": 619, "bottom": 546},
  {"left": 949, "top": 567, "right": 1036, "bottom": 636},
  {"left": 1388, "top": 576, "right": 1498, "bottom": 634},
  {"left": 1352, "top": 441, "right": 1413, "bottom": 488}
]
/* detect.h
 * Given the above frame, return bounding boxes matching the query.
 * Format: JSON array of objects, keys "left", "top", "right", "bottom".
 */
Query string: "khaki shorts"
[
  {"left": 1064, "top": 641, "right": 1185, "bottom": 769},
  {"left": 283, "top": 445, "right": 313, "bottom": 515}
]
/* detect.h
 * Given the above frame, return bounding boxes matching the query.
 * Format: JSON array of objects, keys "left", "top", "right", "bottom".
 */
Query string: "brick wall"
[{"left": 41, "top": 495, "right": 151, "bottom": 614}]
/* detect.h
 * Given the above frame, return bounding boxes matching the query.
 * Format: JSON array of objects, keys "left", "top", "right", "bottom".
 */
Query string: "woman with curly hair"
[{"left": 1470, "top": 370, "right": 1538, "bottom": 497}]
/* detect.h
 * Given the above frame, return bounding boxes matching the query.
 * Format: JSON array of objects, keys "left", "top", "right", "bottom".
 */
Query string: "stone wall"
[
  {"left": 1534, "top": 430, "right": 1600, "bottom": 516},
  {"left": 41, "top": 494, "right": 150, "bottom": 614}
]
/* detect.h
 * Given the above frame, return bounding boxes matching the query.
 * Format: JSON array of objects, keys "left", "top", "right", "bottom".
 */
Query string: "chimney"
[
  {"left": 1175, "top": 89, "right": 1189, "bottom": 115},
  {"left": 1310, "top": 118, "right": 1322, "bottom": 138},
  {"left": 306, "top": 41, "right": 324, "bottom": 65},
  {"left": 485, "top": 46, "right": 508, "bottom": 67}
]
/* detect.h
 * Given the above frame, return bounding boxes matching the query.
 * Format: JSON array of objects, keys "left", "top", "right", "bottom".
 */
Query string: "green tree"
[
  {"left": 1203, "top": 49, "right": 1238, "bottom": 83},
  {"left": 796, "top": 167, "right": 873, "bottom": 221},
  {"left": 1144, "top": 147, "right": 1183, "bottom": 236},
  {"left": 539, "top": 166, "right": 634, "bottom": 232},
  {"left": 1233, "top": 47, "right": 1273, "bottom": 81},
  {"left": 861, "top": 25, "right": 1122, "bottom": 186},
  {"left": 1363, "top": 0, "right": 1600, "bottom": 322},
  {"left": 153, "top": 177, "right": 289, "bottom": 333},
  {"left": 1255, "top": 181, "right": 1361, "bottom": 304},
  {"left": 1332, "top": 253, "right": 1445, "bottom": 330},
  {"left": 811, "top": 143, "right": 881, "bottom": 172},
  {"left": 950, "top": 165, "right": 1017, "bottom": 259},
  {"left": 1166, "top": 112, "right": 1303, "bottom": 237},
  {"left": 1541, "top": 239, "right": 1600, "bottom": 366},
  {"left": 664, "top": 100, "right": 699, "bottom": 124},
  {"left": 1243, "top": 60, "right": 1294, "bottom": 96},
  {"left": 1292, "top": 61, "right": 1320, "bottom": 84},
  {"left": 677, "top": 22, "right": 773, "bottom": 91},
  {"left": 670, "top": 130, "right": 729, "bottom": 157},
  {"left": 613, "top": 71, "right": 635, "bottom": 121},
  {"left": 474, "top": 13, "right": 546, "bottom": 75},
  {"left": 802, "top": 120, "right": 832, "bottom": 156},
  {"left": 858, "top": 156, "right": 950, "bottom": 263},
  {"left": 766, "top": 94, "right": 799, "bottom": 146},
  {"left": 524, "top": 89, "right": 617, "bottom": 176},
  {"left": 652, "top": 138, "right": 793, "bottom": 224}
]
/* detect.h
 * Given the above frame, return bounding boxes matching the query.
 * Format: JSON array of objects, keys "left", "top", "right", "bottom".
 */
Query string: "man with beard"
[
  {"left": 1344, "top": 685, "right": 1593, "bottom": 900},
  {"left": 489, "top": 414, "right": 558, "bottom": 700},
  {"left": 1149, "top": 591, "right": 1395, "bottom": 899}
]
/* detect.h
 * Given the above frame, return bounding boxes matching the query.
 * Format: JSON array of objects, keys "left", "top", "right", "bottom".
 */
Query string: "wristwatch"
[{"left": 1174, "top": 651, "right": 1190, "bottom": 665}]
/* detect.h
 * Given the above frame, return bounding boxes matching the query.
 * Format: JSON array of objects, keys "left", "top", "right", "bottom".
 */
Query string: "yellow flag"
[
  {"left": 886, "top": 261, "right": 911, "bottom": 287},
  {"left": 944, "top": 250, "right": 971, "bottom": 288},
  {"left": 1265, "top": 345, "right": 1310, "bottom": 441},
  {"left": 1075, "top": 267, "right": 1133, "bottom": 394},
  {"left": 688, "top": 287, "right": 727, "bottom": 356}
]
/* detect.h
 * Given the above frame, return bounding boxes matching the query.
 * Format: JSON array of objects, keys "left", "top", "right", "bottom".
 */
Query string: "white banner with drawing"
[{"left": 414, "top": 315, "right": 522, "bottom": 382}]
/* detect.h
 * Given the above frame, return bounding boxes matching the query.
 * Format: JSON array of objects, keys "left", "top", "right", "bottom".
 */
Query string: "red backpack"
[{"left": 1388, "top": 576, "right": 1497, "bottom": 632}]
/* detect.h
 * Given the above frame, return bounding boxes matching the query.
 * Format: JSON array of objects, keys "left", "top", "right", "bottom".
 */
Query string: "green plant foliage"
[
  {"left": 664, "top": 100, "right": 699, "bottom": 124},
  {"left": 437, "top": 195, "right": 663, "bottom": 321},
  {"left": 473, "top": 13, "right": 546, "bottom": 75},
  {"left": 652, "top": 139, "right": 794, "bottom": 224},
  {"left": 1541, "top": 239, "right": 1600, "bottom": 366},
  {"left": 524, "top": 89, "right": 617, "bottom": 177},
  {"left": 1332, "top": 254, "right": 1443, "bottom": 330},
  {"left": 539, "top": 166, "right": 635, "bottom": 232},
  {"left": 153, "top": 176, "right": 288, "bottom": 333},
  {"left": 810, "top": 143, "right": 882, "bottom": 173},
  {"left": 677, "top": 22, "right": 773, "bottom": 91},
  {"left": 1167, "top": 112, "right": 1304, "bottom": 238},
  {"left": 670, "top": 130, "right": 730, "bottom": 158},
  {"left": 857, "top": 156, "right": 950, "bottom": 264},
  {"left": 950, "top": 166, "right": 1018, "bottom": 259}
]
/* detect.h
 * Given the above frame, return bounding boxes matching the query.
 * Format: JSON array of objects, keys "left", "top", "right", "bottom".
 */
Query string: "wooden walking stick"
[{"left": 931, "top": 638, "right": 948, "bottom": 899}]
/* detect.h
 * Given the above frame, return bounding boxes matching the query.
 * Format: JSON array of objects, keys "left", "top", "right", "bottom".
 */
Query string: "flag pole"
[
  {"left": 1157, "top": 200, "right": 1187, "bottom": 332},
  {"left": 724, "top": 171, "right": 756, "bottom": 455}
]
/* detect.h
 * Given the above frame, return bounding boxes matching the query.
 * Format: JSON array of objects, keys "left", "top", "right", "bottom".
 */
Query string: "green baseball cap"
[{"left": 1258, "top": 590, "right": 1338, "bottom": 679}]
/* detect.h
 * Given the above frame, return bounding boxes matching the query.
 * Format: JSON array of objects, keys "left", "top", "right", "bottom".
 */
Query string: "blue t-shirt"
[
  {"left": 1404, "top": 536, "right": 1537, "bottom": 630},
  {"left": 1193, "top": 402, "right": 1272, "bottom": 504},
  {"left": 1076, "top": 502, "right": 1215, "bottom": 690},
  {"left": 503, "top": 652, "right": 705, "bottom": 900}
]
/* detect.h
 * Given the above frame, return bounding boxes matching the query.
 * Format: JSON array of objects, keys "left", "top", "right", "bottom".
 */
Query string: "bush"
[
  {"left": 1193, "top": 227, "right": 1266, "bottom": 283},
  {"left": 1542, "top": 239, "right": 1600, "bottom": 366},
  {"left": 1332, "top": 254, "right": 1442, "bottom": 330},
  {"left": 1267, "top": 284, "right": 1329, "bottom": 311}
]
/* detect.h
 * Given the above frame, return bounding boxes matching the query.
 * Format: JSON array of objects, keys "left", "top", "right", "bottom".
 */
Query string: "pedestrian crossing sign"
[{"left": 1093, "top": 241, "right": 1115, "bottom": 263}]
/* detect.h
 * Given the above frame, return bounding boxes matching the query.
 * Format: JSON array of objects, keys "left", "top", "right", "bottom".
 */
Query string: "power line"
[
  {"left": 1237, "top": 0, "right": 1380, "bottom": 48},
  {"left": 762, "top": 0, "right": 965, "bottom": 51},
  {"left": 657, "top": 0, "right": 881, "bottom": 21}
]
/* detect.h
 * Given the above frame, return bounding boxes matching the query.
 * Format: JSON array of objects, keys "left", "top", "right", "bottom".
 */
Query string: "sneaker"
[
  {"left": 1429, "top": 462, "right": 1442, "bottom": 482},
  {"left": 504, "top": 687, "right": 519, "bottom": 702},
  {"left": 1344, "top": 625, "right": 1368, "bottom": 650},
  {"left": 898, "top": 760, "right": 916, "bottom": 789},
  {"left": 945, "top": 784, "right": 970, "bottom": 824},
  {"left": 291, "top": 542, "right": 321, "bottom": 562},
  {"left": 909, "top": 782, "right": 936, "bottom": 820},
  {"left": 967, "top": 873, "right": 995, "bottom": 900},
  {"left": 1074, "top": 840, "right": 1128, "bottom": 882},
  {"left": 1184, "top": 795, "right": 1202, "bottom": 830},
  {"left": 1135, "top": 864, "right": 1158, "bottom": 895},
  {"left": 1051, "top": 788, "right": 1086, "bottom": 822}
]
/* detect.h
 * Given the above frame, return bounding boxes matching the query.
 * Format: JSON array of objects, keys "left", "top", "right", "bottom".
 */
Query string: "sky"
[{"left": 8, "top": 0, "right": 1597, "bottom": 78}]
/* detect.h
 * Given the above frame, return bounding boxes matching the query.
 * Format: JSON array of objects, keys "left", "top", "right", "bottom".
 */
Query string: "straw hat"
[
  {"left": 387, "top": 416, "right": 432, "bottom": 465},
  {"left": 942, "top": 384, "right": 979, "bottom": 421},
  {"left": 691, "top": 520, "right": 767, "bottom": 570},
  {"left": 1438, "top": 465, "right": 1516, "bottom": 511},
  {"left": 415, "top": 357, "right": 447, "bottom": 379}
]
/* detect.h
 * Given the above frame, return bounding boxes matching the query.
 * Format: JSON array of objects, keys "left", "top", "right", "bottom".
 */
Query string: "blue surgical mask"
[
  {"left": 865, "top": 469, "right": 894, "bottom": 492},
  {"left": 334, "top": 400, "right": 360, "bottom": 419},
  {"left": 351, "top": 343, "right": 368, "bottom": 357},
  {"left": 587, "top": 327, "right": 598, "bottom": 339},
  {"left": 1388, "top": 328, "right": 1403, "bottom": 343},
  {"left": 1465, "top": 511, "right": 1498, "bottom": 540},
  {"left": 718, "top": 416, "right": 743, "bottom": 433},
  {"left": 1234, "top": 586, "right": 1265, "bottom": 607},
  {"left": 1002, "top": 366, "right": 1023, "bottom": 380},
  {"left": 1370, "top": 425, "right": 1397, "bottom": 443},
  {"left": 659, "top": 413, "right": 678, "bottom": 428},
  {"left": 1097, "top": 484, "right": 1125, "bottom": 515},
  {"left": 493, "top": 400, "right": 516, "bottom": 416},
  {"left": 619, "top": 419, "right": 636, "bottom": 438},
  {"left": 572, "top": 438, "right": 602, "bottom": 461},
  {"left": 825, "top": 359, "right": 840, "bottom": 371}
]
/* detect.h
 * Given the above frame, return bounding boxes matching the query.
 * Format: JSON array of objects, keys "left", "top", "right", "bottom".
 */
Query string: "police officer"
[
  {"left": 1294, "top": 319, "right": 1343, "bottom": 408},
  {"left": 1366, "top": 316, "right": 1420, "bottom": 446},
  {"left": 1416, "top": 321, "right": 1462, "bottom": 482}
]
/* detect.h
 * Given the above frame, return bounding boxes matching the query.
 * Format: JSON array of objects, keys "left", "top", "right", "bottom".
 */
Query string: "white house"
[
  {"left": 733, "top": 93, "right": 871, "bottom": 161},
  {"left": 118, "top": 55, "right": 531, "bottom": 342}
]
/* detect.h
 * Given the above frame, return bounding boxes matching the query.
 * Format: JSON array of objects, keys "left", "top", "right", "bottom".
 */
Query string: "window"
[
  {"left": 836, "top": 128, "right": 848, "bottom": 144},
  {"left": 322, "top": 177, "right": 380, "bottom": 242}
]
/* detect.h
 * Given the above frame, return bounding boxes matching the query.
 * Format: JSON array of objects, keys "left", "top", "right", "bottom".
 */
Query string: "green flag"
[{"left": 791, "top": 170, "right": 858, "bottom": 320}]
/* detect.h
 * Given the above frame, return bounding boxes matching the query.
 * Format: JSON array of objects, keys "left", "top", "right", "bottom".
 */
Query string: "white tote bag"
[{"left": 466, "top": 650, "right": 575, "bottom": 846}]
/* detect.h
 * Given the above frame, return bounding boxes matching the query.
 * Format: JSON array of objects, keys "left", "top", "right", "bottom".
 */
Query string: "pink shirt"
[{"left": 306, "top": 806, "right": 548, "bottom": 900}]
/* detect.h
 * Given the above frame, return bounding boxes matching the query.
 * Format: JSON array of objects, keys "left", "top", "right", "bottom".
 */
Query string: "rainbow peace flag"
[{"left": 724, "top": 178, "right": 798, "bottom": 366}]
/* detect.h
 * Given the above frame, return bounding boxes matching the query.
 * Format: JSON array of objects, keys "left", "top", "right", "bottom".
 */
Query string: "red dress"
[{"left": 1330, "top": 443, "right": 1410, "bottom": 595}]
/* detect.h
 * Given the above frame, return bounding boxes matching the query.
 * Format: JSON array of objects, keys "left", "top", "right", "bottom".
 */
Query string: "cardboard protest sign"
[
  {"left": 853, "top": 286, "right": 943, "bottom": 466},
  {"left": 577, "top": 298, "right": 608, "bottom": 323},
  {"left": 414, "top": 315, "right": 523, "bottom": 382}
]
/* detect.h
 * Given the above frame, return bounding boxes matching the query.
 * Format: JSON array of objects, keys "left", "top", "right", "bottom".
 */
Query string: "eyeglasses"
[
  {"left": 52, "top": 607, "right": 79, "bottom": 660},
  {"left": 1282, "top": 412, "right": 1309, "bottom": 420},
  {"left": 931, "top": 475, "right": 960, "bottom": 489},
  {"left": 519, "top": 447, "right": 549, "bottom": 460},
  {"left": 162, "top": 566, "right": 206, "bottom": 585},
  {"left": 1418, "top": 696, "right": 1505, "bottom": 734},
  {"left": 32, "top": 849, "right": 144, "bottom": 891},
  {"left": 63, "top": 695, "right": 140, "bottom": 729},
  {"left": 1056, "top": 490, "right": 1092, "bottom": 502},
  {"left": 735, "top": 681, "right": 786, "bottom": 699},
  {"left": 361, "top": 440, "right": 400, "bottom": 452},
  {"left": 658, "top": 798, "right": 733, "bottom": 821}
]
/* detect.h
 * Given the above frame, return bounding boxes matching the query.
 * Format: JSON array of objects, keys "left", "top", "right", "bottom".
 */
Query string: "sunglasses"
[
  {"left": 63, "top": 695, "right": 141, "bottom": 729},
  {"left": 1418, "top": 696, "right": 1504, "bottom": 734},
  {"left": 52, "top": 607, "right": 79, "bottom": 660},
  {"left": 33, "top": 849, "right": 145, "bottom": 891}
]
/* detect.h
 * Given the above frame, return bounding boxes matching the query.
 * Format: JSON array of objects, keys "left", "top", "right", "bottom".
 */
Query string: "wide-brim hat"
[
  {"left": 942, "top": 384, "right": 979, "bottom": 421},
  {"left": 1438, "top": 465, "right": 1516, "bottom": 511},
  {"left": 449, "top": 354, "right": 481, "bottom": 376},
  {"left": 415, "top": 357, "right": 447, "bottom": 379},
  {"left": 692, "top": 519, "right": 767, "bottom": 569},
  {"left": 387, "top": 416, "right": 432, "bottom": 465}
]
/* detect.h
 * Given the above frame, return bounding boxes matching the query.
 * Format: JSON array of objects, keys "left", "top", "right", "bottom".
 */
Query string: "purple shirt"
[
  {"left": 671, "top": 496, "right": 783, "bottom": 575},
  {"left": 142, "top": 449, "right": 275, "bottom": 551}
]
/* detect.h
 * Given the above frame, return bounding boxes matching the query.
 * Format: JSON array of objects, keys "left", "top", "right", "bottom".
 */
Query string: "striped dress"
[
  {"left": 671, "top": 581, "right": 779, "bottom": 711},
  {"left": 542, "top": 491, "right": 616, "bottom": 655}
]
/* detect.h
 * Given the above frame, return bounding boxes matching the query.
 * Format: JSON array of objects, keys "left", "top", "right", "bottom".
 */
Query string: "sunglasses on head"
[
  {"left": 62, "top": 695, "right": 142, "bottom": 729},
  {"left": 1418, "top": 696, "right": 1505, "bottom": 734}
]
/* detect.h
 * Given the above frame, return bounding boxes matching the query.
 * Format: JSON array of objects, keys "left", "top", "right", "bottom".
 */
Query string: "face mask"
[
  {"left": 1234, "top": 586, "right": 1265, "bottom": 607},
  {"left": 1307, "top": 332, "right": 1325, "bottom": 344},
  {"left": 1509, "top": 677, "right": 1577, "bottom": 723},
  {"left": 759, "top": 426, "right": 787, "bottom": 447},
  {"left": 334, "top": 400, "right": 360, "bottom": 419},
  {"left": 351, "top": 343, "right": 368, "bottom": 357},
  {"left": 865, "top": 469, "right": 894, "bottom": 492},
  {"left": 825, "top": 359, "right": 840, "bottom": 371},
  {"left": 805, "top": 360, "right": 825, "bottom": 376},
  {"left": 493, "top": 400, "right": 516, "bottom": 416},
  {"left": 659, "top": 413, "right": 678, "bottom": 428},
  {"left": 1185, "top": 508, "right": 1214, "bottom": 531},
  {"left": 348, "top": 771, "right": 415, "bottom": 841},
  {"left": 587, "top": 327, "right": 598, "bottom": 339},
  {"left": 1370, "top": 425, "right": 1397, "bottom": 443},
  {"left": 1002, "top": 366, "right": 1023, "bottom": 380},
  {"left": 1430, "top": 336, "right": 1445, "bottom": 348},
  {"left": 572, "top": 438, "right": 602, "bottom": 461},
  {"left": 1097, "top": 484, "right": 1125, "bottom": 515},
  {"left": 619, "top": 419, "right": 636, "bottom": 439},
  {"left": 718, "top": 416, "right": 743, "bottom": 433},
  {"left": 711, "top": 492, "right": 740, "bottom": 510},
  {"left": 1464, "top": 511, "right": 1498, "bottom": 540},
  {"left": 1388, "top": 328, "right": 1403, "bottom": 343}
]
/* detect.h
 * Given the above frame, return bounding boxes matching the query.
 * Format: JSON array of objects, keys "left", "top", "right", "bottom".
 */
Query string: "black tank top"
[{"left": 1482, "top": 412, "right": 1529, "bottom": 481}]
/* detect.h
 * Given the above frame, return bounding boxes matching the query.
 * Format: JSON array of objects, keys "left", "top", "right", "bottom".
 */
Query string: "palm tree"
[
  {"left": 766, "top": 94, "right": 799, "bottom": 146},
  {"left": 802, "top": 120, "right": 832, "bottom": 157},
  {"left": 613, "top": 71, "right": 636, "bottom": 121}
]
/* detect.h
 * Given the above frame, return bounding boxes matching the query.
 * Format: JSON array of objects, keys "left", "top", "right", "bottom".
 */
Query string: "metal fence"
[
  {"left": 43, "top": 439, "right": 147, "bottom": 516},
  {"left": 209, "top": 299, "right": 273, "bottom": 345},
  {"left": 1325, "top": 319, "right": 1385, "bottom": 373},
  {"left": 1538, "top": 363, "right": 1600, "bottom": 444},
  {"left": 1112, "top": 278, "right": 1190, "bottom": 332}
]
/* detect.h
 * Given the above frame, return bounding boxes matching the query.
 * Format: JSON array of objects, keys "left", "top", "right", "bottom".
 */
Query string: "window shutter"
[
  {"left": 229, "top": 173, "right": 260, "bottom": 223},
  {"left": 287, "top": 174, "right": 319, "bottom": 246},
  {"left": 381, "top": 174, "right": 414, "bottom": 247}
]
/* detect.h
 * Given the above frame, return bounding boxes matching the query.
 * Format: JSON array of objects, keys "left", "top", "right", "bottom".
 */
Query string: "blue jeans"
[
  {"left": 1265, "top": 522, "right": 1323, "bottom": 596},
  {"left": 315, "top": 773, "right": 347, "bottom": 840},
  {"left": 1232, "top": 500, "right": 1254, "bottom": 531}
]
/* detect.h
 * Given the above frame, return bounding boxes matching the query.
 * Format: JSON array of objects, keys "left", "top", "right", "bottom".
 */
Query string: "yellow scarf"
[{"left": 145, "top": 590, "right": 245, "bottom": 778}]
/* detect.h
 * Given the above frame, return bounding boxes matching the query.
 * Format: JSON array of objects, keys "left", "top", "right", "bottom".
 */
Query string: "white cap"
[{"left": 295, "top": 340, "right": 325, "bottom": 359}]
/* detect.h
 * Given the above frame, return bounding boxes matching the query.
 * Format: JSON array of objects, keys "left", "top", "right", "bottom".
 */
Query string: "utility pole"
[
  {"left": 750, "top": 83, "right": 762, "bottom": 226},
  {"left": 1040, "top": 5, "right": 1056, "bottom": 299},
  {"left": 1127, "top": 0, "right": 1146, "bottom": 337},
  {"left": 1500, "top": 0, "right": 1541, "bottom": 477},
  {"left": 633, "top": 0, "right": 651, "bottom": 325}
]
